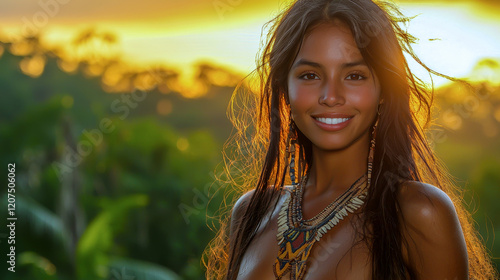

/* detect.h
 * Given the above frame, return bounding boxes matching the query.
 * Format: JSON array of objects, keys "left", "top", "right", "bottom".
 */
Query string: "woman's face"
[{"left": 287, "top": 20, "right": 381, "bottom": 151}]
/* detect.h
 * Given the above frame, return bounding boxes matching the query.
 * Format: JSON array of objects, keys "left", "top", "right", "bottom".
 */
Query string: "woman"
[{"left": 205, "top": 0, "right": 497, "bottom": 279}]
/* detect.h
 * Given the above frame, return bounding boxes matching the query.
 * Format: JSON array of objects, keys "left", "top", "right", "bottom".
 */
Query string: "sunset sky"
[{"left": 1, "top": 0, "right": 500, "bottom": 87}]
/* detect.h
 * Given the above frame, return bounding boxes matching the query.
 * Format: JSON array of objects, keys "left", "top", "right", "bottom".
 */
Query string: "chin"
[
  {"left": 309, "top": 130, "right": 370, "bottom": 152},
  {"left": 312, "top": 140, "right": 353, "bottom": 152}
]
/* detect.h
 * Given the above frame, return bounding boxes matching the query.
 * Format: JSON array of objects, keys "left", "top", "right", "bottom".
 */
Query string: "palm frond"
[
  {"left": 1, "top": 194, "right": 70, "bottom": 247},
  {"left": 109, "top": 257, "right": 181, "bottom": 280}
]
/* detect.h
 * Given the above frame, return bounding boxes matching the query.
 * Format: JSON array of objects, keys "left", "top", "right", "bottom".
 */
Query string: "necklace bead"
[{"left": 275, "top": 171, "right": 370, "bottom": 279}]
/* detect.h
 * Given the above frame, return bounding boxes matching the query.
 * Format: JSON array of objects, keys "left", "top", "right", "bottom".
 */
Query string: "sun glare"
[
  {"left": 398, "top": 2, "right": 500, "bottom": 86},
  {"left": 1, "top": 0, "right": 499, "bottom": 96}
]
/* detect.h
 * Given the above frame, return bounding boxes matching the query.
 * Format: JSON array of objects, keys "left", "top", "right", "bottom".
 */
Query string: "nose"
[{"left": 318, "top": 78, "right": 345, "bottom": 107}]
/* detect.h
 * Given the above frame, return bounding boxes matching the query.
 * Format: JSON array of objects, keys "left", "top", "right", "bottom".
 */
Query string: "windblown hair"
[{"left": 204, "top": 0, "right": 497, "bottom": 279}]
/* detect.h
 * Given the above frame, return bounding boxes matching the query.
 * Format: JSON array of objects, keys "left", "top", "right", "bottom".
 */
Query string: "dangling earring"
[
  {"left": 367, "top": 103, "right": 382, "bottom": 187},
  {"left": 286, "top": 114, "right": 298, "bottom": 186}
]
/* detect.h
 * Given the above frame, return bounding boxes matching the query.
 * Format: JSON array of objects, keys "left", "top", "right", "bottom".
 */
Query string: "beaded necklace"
[{"left": 273, "top": 173, "right": 369, "bottom": 279}]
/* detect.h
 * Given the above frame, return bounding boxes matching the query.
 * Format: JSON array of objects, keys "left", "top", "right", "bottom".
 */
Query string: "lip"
[
  {"left": 311, "top": 113, "right": 354, "bottom": 118},
  {"left": 311, "top": 114, "right": 354, "bottom": 132}
]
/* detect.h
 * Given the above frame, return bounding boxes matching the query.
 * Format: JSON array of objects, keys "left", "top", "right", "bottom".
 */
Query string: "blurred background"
[{"left": 0, "top": 0, "right": 499, "bottom": 279}]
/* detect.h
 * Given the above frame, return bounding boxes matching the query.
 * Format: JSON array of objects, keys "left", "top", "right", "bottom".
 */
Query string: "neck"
[{"left": 305, "top": 132, "right": 370, "bottom": 196}]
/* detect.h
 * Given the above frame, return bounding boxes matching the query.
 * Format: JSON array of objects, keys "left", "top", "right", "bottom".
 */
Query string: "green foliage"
[
  {"left": 77, "top": 195, "right": 149, "bottom": 280},
  {"left": 13, "top": 195, "right": 70, "bottom": 249},
  {"left": 0, "top": 40, "right": 231, "bottom": 279},
  {"left": 18, "top": 251, "right": 58, "bottom": 280},
  {"left": 108, "top": 258, "right": 181, "bottom": 280}
]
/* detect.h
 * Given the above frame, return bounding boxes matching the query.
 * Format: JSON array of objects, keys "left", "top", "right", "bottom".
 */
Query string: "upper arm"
[
  {"left": 398, "top": 181, "right": 468, "bottom": 280},
  {"left": 229, "top": 189, "right": 255, "bottom": 237}
]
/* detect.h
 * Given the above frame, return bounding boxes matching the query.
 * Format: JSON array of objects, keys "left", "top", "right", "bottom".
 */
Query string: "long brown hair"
[{"left": 204, "top": 0, "right": 497, "bottom": 279}]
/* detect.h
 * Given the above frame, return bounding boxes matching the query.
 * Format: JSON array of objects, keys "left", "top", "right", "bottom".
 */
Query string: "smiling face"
[{"left": 287, "top": 19, "right": 381, "bottom": 152}]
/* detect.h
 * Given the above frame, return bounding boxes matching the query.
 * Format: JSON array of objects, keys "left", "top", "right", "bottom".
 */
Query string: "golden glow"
[
  {"left": 57, "top": 59, "right": 78, "bottom": 73},
  {"left": 441, "top": 111, "right": 463, "bottom": 131},
  {"left": 398, "top": 3, "right": 500, "bottom": 87},
  {"left": 83, "top": 63, "right": 104, "bottom": 77},
  {"left": 101, "top": 64, "right": 123, "bottom": 88},
  {"left": 10, "top": 40, "right": 35, "bottom": 56},
  {"left": 177, "top": 79, "right": 209, "bottom": 99},
  {"left": 2, "top": 0, "right": 500, "bottom": 95},
  {"left": 494, "top": 106, "right": 500, "bottom": 123},
  {"left": 469, "top": 59, "right": 500, "bottom": 85},
  {"left": 19, "top": 54, "right": 46, "bottom": 78},
  {"left": 133, "top": 72, "right": 157, "bottom": 92}
]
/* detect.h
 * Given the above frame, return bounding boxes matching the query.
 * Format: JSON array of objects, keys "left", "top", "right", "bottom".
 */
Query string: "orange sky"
[{"left": 1, "top": 0, "right": 500, "bottom": 87}]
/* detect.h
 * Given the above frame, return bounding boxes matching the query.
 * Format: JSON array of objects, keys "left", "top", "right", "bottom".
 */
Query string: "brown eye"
[
  {"left": 299, "top": 73, "right": 319, "bottom": 80},
  {"left": 346, "top": 74, "right": 365, "bottom": 80}
]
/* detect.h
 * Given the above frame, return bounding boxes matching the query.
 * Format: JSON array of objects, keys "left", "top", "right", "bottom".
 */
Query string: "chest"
[{"left": 236, "top": 193, "right": 372, "bottom": 280}]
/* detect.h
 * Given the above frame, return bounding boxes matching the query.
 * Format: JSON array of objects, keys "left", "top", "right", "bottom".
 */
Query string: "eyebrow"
[{"left": 291, "top": 58, "right": 367, "bottom": 70}]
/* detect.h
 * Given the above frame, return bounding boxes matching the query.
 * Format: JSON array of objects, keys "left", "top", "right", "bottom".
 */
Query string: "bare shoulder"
[
  {"left": 231, "top": 186, "right": 291, "bottom": 218},
  {"left": 230, "top": 186, "right": 291, "bottom": 236},
  {"left": 229, "top": 189, "right": 255, "bottom": 237},
  {"left": 232, "top": 189, "right": 256, "bottom": 219},
  {"left": 397, "top": 181, "right": 458, "bottom": 226},
  {"left": 396, "top": 181, "right": 468, "bottom": 279}
]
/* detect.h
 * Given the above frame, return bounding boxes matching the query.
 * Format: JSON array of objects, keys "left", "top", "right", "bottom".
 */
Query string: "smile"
[{"left": 314, "top": 117, "right": 352, "bottom": 125}]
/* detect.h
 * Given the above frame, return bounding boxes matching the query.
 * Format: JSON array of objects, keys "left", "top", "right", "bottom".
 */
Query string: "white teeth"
[{"left": 315, "top": 117, "right": 351, "bottom": 125}]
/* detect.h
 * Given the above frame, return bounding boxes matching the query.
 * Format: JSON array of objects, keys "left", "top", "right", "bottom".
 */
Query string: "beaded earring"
[
  {"left": 285, "top": 115, "right": 298, "bottom": 186},
  {"left": 368, "top": 102, "right": 382, "bottom": 187}
]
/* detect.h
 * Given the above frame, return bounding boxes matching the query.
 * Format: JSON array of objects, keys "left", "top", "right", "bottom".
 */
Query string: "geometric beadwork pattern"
[
  {"left": 273, "top": 178, "right": 368, "bottom": 279},
  {"left": 273, "top": 225, "right": 317, "bottom": 279}
]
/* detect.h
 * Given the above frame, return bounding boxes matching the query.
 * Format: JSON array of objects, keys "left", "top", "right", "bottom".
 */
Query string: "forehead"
[{"left": 295, "top": 20, "right": 362, "bottom": 64}]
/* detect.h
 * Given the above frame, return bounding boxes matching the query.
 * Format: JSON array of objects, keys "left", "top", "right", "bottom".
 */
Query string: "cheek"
[
  {"left": 347, "top": 85, "right": 380, "bottom": 112},
  {"left": 288, "top": 83, "right": 318, "bottom": 111}
]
